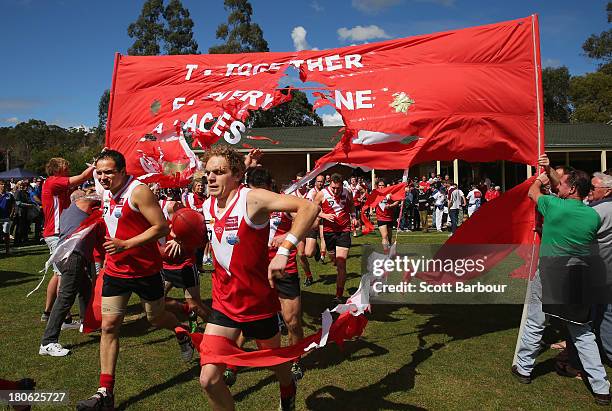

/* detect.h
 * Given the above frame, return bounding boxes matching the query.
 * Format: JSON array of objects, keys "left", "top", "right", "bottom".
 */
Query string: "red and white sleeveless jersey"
[
  {"left": 158, "top": 199, "right": 195, "bottom": 270},
  {"left": 293, "top": 185, "right": 309, "bottom": 199},
  {"left": 376, "top": 198, "right": 395, "bottom": 222},
  {"left": 203, "top": 186, "right": 280, "bottom": 322},
  {"left": 320, "top": 187, "right": 352, "bottom": 233},
  {"left": 184, "top": 192, "right": 205, "bottom": 213},
  {"left": 306, "top": 187, "right": 320, "bottom": 202},
  {"left": 350, "top": 184, "right": 365, "bottom": 206},
  {"left": 268, "top": 211, "right": 297, "bottom": 276},
  {"left": 102, "top": 176, "right": 162, "bottom": 278}
]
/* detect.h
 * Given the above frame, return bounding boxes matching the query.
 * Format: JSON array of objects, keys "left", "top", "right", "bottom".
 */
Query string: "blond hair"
[{"left": 201, "top": 146, "right": 246, "bottom": 178}]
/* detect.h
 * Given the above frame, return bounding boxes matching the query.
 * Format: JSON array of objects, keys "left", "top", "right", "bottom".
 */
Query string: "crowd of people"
[
  {"left": 0, "top": 177, "right": 44, "bottom": 252},
  {"left": 9, "top": 148, "right": 612, "bottom": 408}
]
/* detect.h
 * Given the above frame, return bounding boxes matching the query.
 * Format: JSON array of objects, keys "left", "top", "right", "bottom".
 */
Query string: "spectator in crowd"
[
  {"left": 448, "top": 182, "right": 466, "bottom": 234},
  {"left": 0, "top": 180, "right": 15, "bottom": 254},
  {"left": 41, "top": 157, "right": 94, "bottom": 322},
  {"left": 39, "top": 189, "right": 102, "bottom": 357},
  {"left": 431, "top": 183, "right": 447, "bottom": 232},
  {"left": 418, "top": 185, "right": 431, "bottom": 232},
  {"left": 30, "top": 178, "right": 43, "bottom": 241},
  {"left": 409, "top": 183, "right": 420, "bottom": 230},
  {"left": 588, "top": 172, "right": 612, "bottom": 365},
  {"left": 398, "top": 184, "right": 413, "bottom": 232},
  {"left": 418, "top": 175, "right": 430, "bottom": 191},
  {"left": 485, "top": 185, "right": 500, "bottom": 202},
  {"left": 13, "top": 180, "right": 36, "bottom": 246},
  {"left": 466, "top": 183, "right": 482, "bottom": 217}
]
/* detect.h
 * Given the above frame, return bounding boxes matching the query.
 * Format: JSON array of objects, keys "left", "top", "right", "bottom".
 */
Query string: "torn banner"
[{"left": 106, "top": 15, "right": 543, "bottom": 179}]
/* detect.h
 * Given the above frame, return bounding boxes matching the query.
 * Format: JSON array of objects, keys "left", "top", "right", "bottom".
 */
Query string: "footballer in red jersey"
[
  {"left": 375, "top": 180, "right": 401, "bottom": 251},
  {"left": 199, "top": 146, "right": 318, "bottom": 411},
  {"left": 313, "top": 173, "right": 355, "bottom": 304},
  {"left": 76, "top": 150, "right": 195, "bottom": 411},
  {"left": 349, "top": 176, "right": 366, "bottom": 237}
]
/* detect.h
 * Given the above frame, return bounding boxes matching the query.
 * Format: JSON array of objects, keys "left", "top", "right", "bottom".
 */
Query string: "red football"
[{"left": 171, "top": 207, "right": 208, "bottom": 250}]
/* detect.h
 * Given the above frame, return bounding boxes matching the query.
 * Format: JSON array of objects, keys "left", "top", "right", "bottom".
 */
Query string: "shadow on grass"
[
  {"left": 317, "top": 272, "right": 361, "bottom": 286},
  {"left": 115, "top": 364, "right": 201, "bottom": 410},
  {"left": 302, "top": 304, "right": 523, "bottom": 409},
  {"left": 0, "top": 270, "right": 38, "bottom": 288},
  {"left": 304, "top": 343, "right": 438, "bottom": 411}
]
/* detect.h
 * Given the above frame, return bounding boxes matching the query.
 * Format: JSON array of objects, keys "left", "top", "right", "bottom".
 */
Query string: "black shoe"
[
  {"left": 223, "top": 368, "right": 237, "bottom": 387},
  {"left": 314, "top": 243, "right": 321, "bottom": 262},
  {"left": 291, "top": 361, "right": 304, "bottom": 381},
  {"left": 332, "top": 296, "right": 344, "bottom": 306},
  {"left": 594, "top": 392, "right": 611, "bottom": 406},
  {"left": 16, "top": 378, "right": 35, "bottom": 390},
  {"left": 76, "top": 388, "right": 114, "bottom": 411},
  {"left": 511, "top": 365, "right": 531, "bottom": 384},
  {"left": 303, "top": 277, "right": 314, "bottom": 287}
]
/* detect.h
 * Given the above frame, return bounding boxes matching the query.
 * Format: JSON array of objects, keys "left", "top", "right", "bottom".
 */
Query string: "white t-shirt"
[
  {"left": 449, "top": 188, "right": 465, "bottom": 210},
  {"left": 467, "top": 189, "right": 482, "bottom": 207}
]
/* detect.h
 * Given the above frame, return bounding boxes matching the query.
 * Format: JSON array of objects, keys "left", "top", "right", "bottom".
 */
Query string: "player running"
[
  {"left": 313, "top": 173, "right": 355, "bottom": 305},
  {"left": 198, "top": 146, "right": 318, "bottom": 411}
]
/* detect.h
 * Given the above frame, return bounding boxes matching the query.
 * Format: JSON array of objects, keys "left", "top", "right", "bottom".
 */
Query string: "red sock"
[
  {"left": 99, "top": 373, "right": 115, "bottom": 393},
  {"left": 0, "top": 379, "right": 19, "bottom": 390},
  {"left": 336, "top": 287, "right": 344, "bottom": 298},
  {"left": 181, "top": 302, "right": 190, "bottom": 315},
  {"left": 280, "top": 381, "right": 296, "bottom": 399},
  {"left": 305, "top": 272, "right": 313, "bottom": 279}
]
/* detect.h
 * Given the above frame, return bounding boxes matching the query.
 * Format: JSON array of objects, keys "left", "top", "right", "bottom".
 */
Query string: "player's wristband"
[
  {"left": 276, "top": 246, "right": 291, "bottom": 257},
  {"left": 285, "top": 233, "right": 299, "bottom": 247}
]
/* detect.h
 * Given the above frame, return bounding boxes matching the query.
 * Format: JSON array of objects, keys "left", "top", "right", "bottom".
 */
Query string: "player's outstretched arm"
[{"left": 69, "top": 165, "right": 95, "bottom": 187}]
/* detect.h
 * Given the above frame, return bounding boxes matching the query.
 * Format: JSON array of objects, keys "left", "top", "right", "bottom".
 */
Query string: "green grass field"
[{"left": 0, "top": 232, "right": 607, "bottom": 410}]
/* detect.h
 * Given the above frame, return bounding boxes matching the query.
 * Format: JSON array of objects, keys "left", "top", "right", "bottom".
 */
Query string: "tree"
[
  {"left": 127, "top": 0, "right": 165, "bottom": 56},
  {"left": 582, "top": 2, "right": 611, "bottom": 68},
  {"left": 247, "top": 89, "right": 323, "bottom": 127},
  {"left": 570, "top": 70, "right": 612, "bottom": 123},
  {"left": 209, "top": 1, "right": 322, "bottom": 127},
  {"left": 97, "top": 89, "right": 110, "bottom": 136},
  {"left": 163, "top": 0, "right": 198, "bottom": 54},
  {"left": 209, "top": 0, "right": 269, "bottom": 54},
  {"left": 569, "top": 2, "right": 612, "bottom": 123},
  {"left": 0, "top": 120, "right": 103, "bottom": 174},
  {"left": 541, "top": 66, "right": 571, "bottom": 122}
]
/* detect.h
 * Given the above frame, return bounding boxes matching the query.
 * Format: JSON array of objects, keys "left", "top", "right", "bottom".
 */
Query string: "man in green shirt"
[{"left": 522, "top": 167, "right": 609, "bottom": 404}]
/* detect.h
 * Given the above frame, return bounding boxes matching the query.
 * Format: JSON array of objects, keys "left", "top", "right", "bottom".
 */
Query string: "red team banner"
[{"left": 106, "top": 15, "right": 544, "bottom": 178}]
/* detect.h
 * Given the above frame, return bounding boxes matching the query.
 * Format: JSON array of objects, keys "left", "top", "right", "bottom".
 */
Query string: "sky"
[{"left": 0, "top": 0, "right": 609, "bottom": 129}]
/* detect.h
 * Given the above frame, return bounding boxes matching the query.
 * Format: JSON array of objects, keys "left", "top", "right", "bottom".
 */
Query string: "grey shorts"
[{"left": 44, "top": 235, "right": 61, "bottom": 275}]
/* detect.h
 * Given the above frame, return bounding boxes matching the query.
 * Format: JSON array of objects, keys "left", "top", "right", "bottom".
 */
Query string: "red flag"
[
  {"left": 106, "top": 15, "right": 543, "bottom": 179},
  {"left": 82, "top": 269, "right": 104, "bottom": 333},
  {"left": 413, "top": 177, "right": 539, "bottom": 285},
  {"left": 192, "top": 311, "right": 368, "bottom": 367},
  {"left": 361, "top": 182, "right": 407, "bottom": 235}
]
